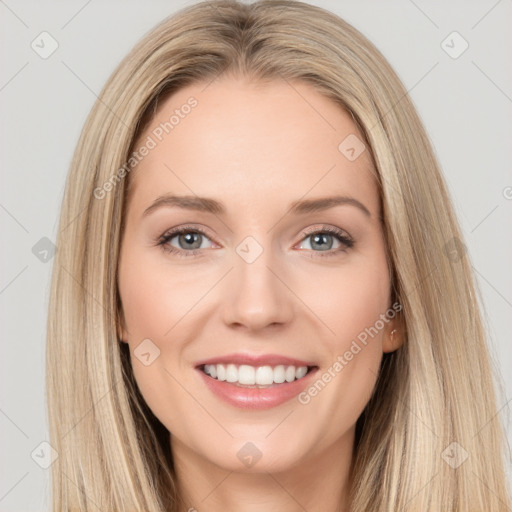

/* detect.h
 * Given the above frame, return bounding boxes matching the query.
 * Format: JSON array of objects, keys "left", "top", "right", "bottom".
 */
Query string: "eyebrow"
[{"left": 142, "top": 194, "right": 371, "bottom": 218}]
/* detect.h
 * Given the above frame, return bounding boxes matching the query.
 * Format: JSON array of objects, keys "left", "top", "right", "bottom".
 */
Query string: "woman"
[{"left": 46, "top": 0, "right": 511, "bottom": 510}]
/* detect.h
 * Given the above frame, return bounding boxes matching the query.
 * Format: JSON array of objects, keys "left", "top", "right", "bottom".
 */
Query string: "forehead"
[{"left": 126, "top": 76, "right": 379, "bottom": 218}]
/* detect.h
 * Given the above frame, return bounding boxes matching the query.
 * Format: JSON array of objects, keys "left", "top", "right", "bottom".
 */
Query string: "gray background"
[{"left": 1, "top": 0, "right": 511, "bottom": 509}]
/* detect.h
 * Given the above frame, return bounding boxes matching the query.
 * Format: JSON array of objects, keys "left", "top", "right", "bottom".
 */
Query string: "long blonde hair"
[{"left": 46, "top": 1, "right": 511, "bottom": 510}]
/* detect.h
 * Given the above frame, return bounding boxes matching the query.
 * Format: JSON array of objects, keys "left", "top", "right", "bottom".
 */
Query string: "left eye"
[{"left": 298, "top": 231, "right": 348, "bottom": 251}]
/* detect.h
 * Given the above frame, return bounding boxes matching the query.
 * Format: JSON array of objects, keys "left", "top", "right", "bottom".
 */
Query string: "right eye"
[{"left": 157, "top": 226, "right": 217, "bottom": 257}]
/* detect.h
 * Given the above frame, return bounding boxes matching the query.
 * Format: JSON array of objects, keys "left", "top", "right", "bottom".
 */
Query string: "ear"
[{"left": 382, "top": 312, "right": 405, "bottom": 353}]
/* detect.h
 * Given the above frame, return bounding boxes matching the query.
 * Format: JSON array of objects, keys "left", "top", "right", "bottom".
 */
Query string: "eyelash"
[{"left": 156, "top": 224, "right": 354, "bottom": 259}]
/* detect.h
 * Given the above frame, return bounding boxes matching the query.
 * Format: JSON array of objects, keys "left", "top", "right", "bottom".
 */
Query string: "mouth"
[
  {"left": 194, "top": 353, "right": 320, "bottom": 409},
  {"left": 198, "top": 363, "right": 318, "bottom": 388}
]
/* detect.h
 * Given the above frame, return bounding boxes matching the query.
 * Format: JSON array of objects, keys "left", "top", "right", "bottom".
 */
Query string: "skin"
[{"left": 118, "top": 75, "right": 403, "bottom": 512}]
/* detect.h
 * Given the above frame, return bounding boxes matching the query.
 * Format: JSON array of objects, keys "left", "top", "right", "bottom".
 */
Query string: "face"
[{"left": 117, "top": 75, "right": 402, "bottom": 474}]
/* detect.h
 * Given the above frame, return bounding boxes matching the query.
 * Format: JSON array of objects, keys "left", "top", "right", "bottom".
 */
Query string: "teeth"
[
  {"left": 202, "top": 363, "right": 310, "bottom": 385},
  {"left": 273, "top": 365, "right": 285, "bottom": 384},
  {"left": 238, "top": 365, "right": 255, "bottom": 385},
  {"left": 255, "top": 365, "right": 273, "bottom": 385},
  {"left": 216, "top": 364, "right": 226, "bottom": 381},
  {"left": 296, "top": 366, "right": 308, "bottom": 379},
  {"left": 285, "top": 365, "right": 296, "bottom": 382},
  {"left": 226, "top": 364, "right": 238, "bottom": 383}
]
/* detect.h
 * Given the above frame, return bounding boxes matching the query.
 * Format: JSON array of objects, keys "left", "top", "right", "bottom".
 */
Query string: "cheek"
[
  {"left": 118, "top": 247, "right": 194, "bottom": 428},
  {"left": 304, "top": 253, "right": 391, "bottom": 349},
  {"left": 118, "top": 246, "right": 201, "bottom": 342},
  {"left": 297, "top": 249, "right": 390, "bottom": 408},
  {"left": 117, "top": 244, "right": 213, "bottom": 407},
  {"left": 303, "top": 252, "right": 390, "bottom": 417}
]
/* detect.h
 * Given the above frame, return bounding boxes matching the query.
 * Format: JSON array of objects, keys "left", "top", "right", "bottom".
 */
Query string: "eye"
[
  {"left": 297, "top": 226, "right": 354, "bottom": 258},
  {"left": 156, "top": 224, "right": 354, "bottom": 258},
  {"left": 157, "top": 225, "right": 216, "bottom": 258}
]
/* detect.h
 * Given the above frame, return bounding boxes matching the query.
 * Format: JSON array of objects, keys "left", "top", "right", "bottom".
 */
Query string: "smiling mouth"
[{"left": 199, "top": 363, "right": 318, "bottom": 388}]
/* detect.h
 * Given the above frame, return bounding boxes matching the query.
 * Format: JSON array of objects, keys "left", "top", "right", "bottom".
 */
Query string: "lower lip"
[{"left": 196, "top": 367, "right": 319, "bottom": 410}]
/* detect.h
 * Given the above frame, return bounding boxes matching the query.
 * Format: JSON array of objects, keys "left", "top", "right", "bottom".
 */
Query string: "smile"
[
  {"left": 201, "top": 363, "right": 313, "bottom": 387},
  {"left": 196, "top": 356, "right": 319, "bottom": 410}
]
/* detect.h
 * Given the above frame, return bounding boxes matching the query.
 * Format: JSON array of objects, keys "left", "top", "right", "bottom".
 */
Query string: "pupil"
[
  {"left": 180, "top": 232, "right": 201, "bottom": 249},
  {"left": 312, "top": 233, "right": 332, "bottom": 251}
]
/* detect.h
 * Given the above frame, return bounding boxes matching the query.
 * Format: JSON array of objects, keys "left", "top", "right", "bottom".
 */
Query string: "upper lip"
[{"left": 195, "top": 353, "right": 317, "bottom": 368}]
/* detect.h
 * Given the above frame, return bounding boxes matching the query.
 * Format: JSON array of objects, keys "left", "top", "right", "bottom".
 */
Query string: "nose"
[{"left": 221, "top": 243, "right": 294, "bottom": 332}]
